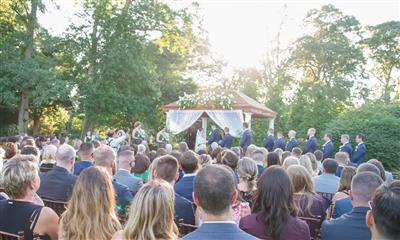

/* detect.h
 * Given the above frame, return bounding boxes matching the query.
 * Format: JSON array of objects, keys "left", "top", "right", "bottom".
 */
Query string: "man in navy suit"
[
  {"left": 303, "top": 128, "right": 318, "bottom": 153},
  {"left": 320, "top": 172, "right": 383, "bottom": 240},
  {"left": 220, "top": 127, "right": 233, "bottom": 148},
  {"left": 351, "top": 134, "right": 366, "bottom": 166},
  {"left": 240, "top": 122, "right": 252, "bottom": 154},
  {"left": 322, "top": 133, "right": 334, "bottom": 159},
  {"left": 262, "top": 128, "right": 275, "bottom": 151},
  {"left": 174, "top": 150, "right": 199, "bottom": 202},
  {"left": 286, "top": 130, "right": 298, "bottom": 152},
  {"left": 339, "top": 134, "right": 352, "bottom": 158},
  {"left": 183, "top": 165, "right": 257, "bottom": 240},
  {"left": 207, "top": 123, "right": 221, "bottom": 145},
  {"left": 273, "top": 132, "right": 286, "bottom": 150}
]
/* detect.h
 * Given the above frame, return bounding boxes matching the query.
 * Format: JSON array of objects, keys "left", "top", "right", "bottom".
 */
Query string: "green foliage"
[{"left": 324, "top": 102, "right": 400, "bottom": 171}]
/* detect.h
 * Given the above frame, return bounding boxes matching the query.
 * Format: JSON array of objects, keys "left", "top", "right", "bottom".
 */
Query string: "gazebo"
[{"left": 163, "top": 90, "right": 277, "bottom": 138}]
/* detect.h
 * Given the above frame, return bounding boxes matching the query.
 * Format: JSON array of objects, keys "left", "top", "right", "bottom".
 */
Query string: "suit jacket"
[
  {"left": 321, "top": 207, "right": 371, "bottom": 240},
  {"left": 322, "top": 141, "right": 334, "bottom": 159},
  {"left": 257, "top": 164, "right": 265, "bottom": 178},
  {"left": 38, "top": 166, "right": 77, "bottom": 201},
  {"left": 263, "top": 135, "right": 275, "bottom": 151},
  {"left": 304, "top": 136, "right": 318, "bottom": 153},
  {"left": 332, "top": 196, "right": 352, "bottom": 219},
  {"left": 112, "top": 180, "right": 133, "bottom": 215},
  {"left": 73, "top": 160, "right": 93, "bottom": 176},
  {"left": 273, "top": 137, "right": 286, "bottom": 150},
  {"left": 351, "top": 143, "right": 366, "bottom": 166},
  {"left": 183, "top": 222, "right": 257, "bottom": 240},
  {"left": 240, "top": 129, "right": 252, "bottom": 151},
  {"left": 312, "top": 173, "right": 340, "bottom": 194},
  {"left": 339, "top": 143, "right": 352, "bottom": 158},
  {"left": 208, "top": 129, "right": 221, "bottom": 145},
  {"left": 220, "top": 133, "right": 233, "bottom": 148},
  {"left": 286, "top": 138, "right": 298, "bottom": 152},
  {"left": 175, "top": 192, "right": 195, "bottom": 225},
  {"left": 174, "top": 175, "right": 195, "bottom": 202},
  {"left": 113, "top": 169, "right": 143, "bottom": 193}
]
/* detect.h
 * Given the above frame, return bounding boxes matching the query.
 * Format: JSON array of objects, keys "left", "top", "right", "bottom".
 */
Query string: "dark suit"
[
  {"left": 263, "top": 135, "right": 275, "bottom": 151},
  {"left": 257, "top": 164, "right": 265, "bottom": 178},
  {"left": 73, "top": 160, "right": 93, "bottom": 176},
  {"left": 240, "top": 129, "right": 252, "bottom": 153},
  {"left": 175, "top": 193, "right": 195, "bottom": 225},
  {"left": 183, "top": 222, "right": 257, "bottom": 240},
  {"left": 332, "top": 196, "right": 352, "bottom": 219},
  {"left": 351, "top": 143, "right": 366, "bottom": 166},
  {"left": 321, "top": 207, "right": 371, "bottom": 240},
  {"left": 113, "top": 169, "right": 143, "bottom": 193},
  {"left": 113, "top": 180, "right": 133, "bottom": 215},
  {"left": 273, "top": 137, "right": 286, "bottom": 150},
  {"left": 286, "top": 138, "right": 298, "bottom": 152},
  {"left": 208, "top": 128, "right": 221, "bottom": 145},
  {"left": 304, "top": 136, "right": 318, "bottom": 153},
  {"left": 220, "top": 133, "right": 233, "bottom": 148},
  {"left": 322, "top": 140, "right": 334, "bottom": 159},
  {"left": 174, "top": 175, "right": 195, "bottom": 202},
  {"left": 339, "top": 142, "right": 352, "bottom": 158},
  {"left": 38, "top": 166, "right": 76, "bottom": 201}
]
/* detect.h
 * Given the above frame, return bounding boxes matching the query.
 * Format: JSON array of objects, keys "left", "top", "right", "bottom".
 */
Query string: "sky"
[{"left": 39, "top": 0, "right": 400, "bottom": 69}]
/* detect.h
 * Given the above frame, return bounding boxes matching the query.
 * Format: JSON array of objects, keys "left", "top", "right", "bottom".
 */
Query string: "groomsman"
[
  {"left": 207, "top": 123, "right": 221, "bottom": 145},
  {"left": 351, "top": 134, "right": 366, "bottom": 166},
  {"left": 273, "top": 132, "right": 286, "bottom": 150},
  {"left": 263, "top": 128, "right": 275, "bottom": 152},
  {"left": 240, "top": 122, "right": 252, "bottom": 154},
  {"left": 322, "top": 133, "right": 334, "bottom": 159},
  {"left": 339, "top": 134, "right": 352, "bottom": 158},
  {"left": 219, "top": 127, "right": 233, "bottom": 149},
  {"left": 286, "top": 130, "right": 298, "bottom": 152},
  {"left": 303, "top": 128, "right": 318, "bottom": 154}
]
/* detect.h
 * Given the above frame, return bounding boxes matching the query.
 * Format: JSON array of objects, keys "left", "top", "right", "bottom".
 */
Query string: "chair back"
[
  {"left": 299, "top": 216, "right": 323, "bottom": 240},
  {"left": 39, "top": 167, "right": 53, "bottom": 173},
  {"left": 316, "top": 192, "right": 334, "bottom": 202},
  {"left": 178, "top": 219, "right": 197, "bottom": 237},
  {"left": 42, "top": 198, "right": 67, "bottom": 217},
  {"left": 0, "top": 231, "right": 24, "bottom": 240}
]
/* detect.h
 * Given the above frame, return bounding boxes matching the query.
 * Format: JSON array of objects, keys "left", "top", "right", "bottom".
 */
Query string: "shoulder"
[
  {"left": 111, "top": 230, "right": 124, "bottom": 240},
  {"left": 239, "top": 213, "right": 258, "bottom": 229},
  {"left": 37, "top": 206, "right": 59, "bottom": 226}
]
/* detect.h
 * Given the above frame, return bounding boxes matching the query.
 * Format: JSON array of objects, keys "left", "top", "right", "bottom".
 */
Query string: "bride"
[{"left": 195, "top": 127, "right": 207, "bottom": 152}]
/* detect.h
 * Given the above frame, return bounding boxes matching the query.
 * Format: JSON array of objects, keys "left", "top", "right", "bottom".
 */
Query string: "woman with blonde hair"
[
  {"left": 112, "top": 179, "right": 178, "bottom": 240},
  {"left": 40, "top": 144, "right": 57, "bottom": 172},
  {"left": 237, "top": 157, "right": 258, "bottom": 207},
  {"left": 59, "top": 166, "right": 121, "bottom": 239},
  {"left": 299, "top": 155, "right": 315, "bottom": 176},
  {"left": 274, "top": 148, "right": 283, "bottom": 163}
]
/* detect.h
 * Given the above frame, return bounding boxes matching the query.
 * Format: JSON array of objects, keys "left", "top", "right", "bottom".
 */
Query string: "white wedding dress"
[{"left": 195, "top": 129, "right": 207, "bottom": 152}]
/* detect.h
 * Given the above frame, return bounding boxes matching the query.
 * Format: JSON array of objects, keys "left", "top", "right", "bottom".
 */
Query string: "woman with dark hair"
[
  {"left": 266, "top": 152, "right": 280, "bottom": 167},
  {"left": 239, "top": 166, "right": 310, "bottom": 240},
  {"left": 133, "top": 153, "right": 151, "bottom": 183}
]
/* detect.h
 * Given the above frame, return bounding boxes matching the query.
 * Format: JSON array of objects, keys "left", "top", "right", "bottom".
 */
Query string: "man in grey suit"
[
  {"left": 113, "top": 150, "right": 143, "bottom": 193},
  {"left": 183, "top": 165, "right": 257, "bottom": 240}
]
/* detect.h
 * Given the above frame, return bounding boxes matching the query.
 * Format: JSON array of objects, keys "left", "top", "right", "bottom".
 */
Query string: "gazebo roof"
[{"left": 163, "top": 90, "right": 277, "bottom": 118}]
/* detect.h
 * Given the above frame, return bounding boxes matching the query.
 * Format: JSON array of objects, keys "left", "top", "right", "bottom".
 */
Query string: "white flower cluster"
[{"left": 178, "top": 91, "right": 235, "bottom": 109}]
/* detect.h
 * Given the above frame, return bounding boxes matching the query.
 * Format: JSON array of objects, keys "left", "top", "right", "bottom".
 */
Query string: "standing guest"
[
  {"left": 331, "top": 166, "right": 357, "bottom": 219},
  {"left": 312, "top": 159, "right": 340, "bottom": 194},
  {"left": 39, "top": 144, "right": 57, "bottom": 173},
  {"left": 133, "top": 153, "right": 151, "bottom": 183},
  {"left": 195, "top": 127, "right": 207, "bottom": 153},
  {"left": 240, "top": 122, "right": 252, "bottom": 154},
  {"left": 114, "top": 150, "right": 143, "bottom": 194},
  {"left": 262, "top": 128, "right": 275, "bottom": 152},
  {"left": 351, "top": 134, "right": 366, "bottom": 166},
  {"left": 0, "top": 157, "right": 59, "bottom": 240},
  {"left": 73, "top": 142, "right": 94, "bottom": 176},
  {"left": 208, "top": 123, "right": 221, "bottom": 146},
  {"left": 84, "top": 131, "right": 95, "bottom": 143},
  {"left": 113, "top": 180, "right": 178, "bottom": 240},
  {"left": 339, "top": 134, "right": 352, "bottom": 158},
  {"left": 107, "top": 129, "right": 128, "bottom": 154},
  {"left": 299, "top": 155, "right": 314, "bottom": 176},
  {"left": 59, "top": 167, "right": 121, "bottom": 240},
  {"left": 240, "top": 166, "right": 310, "bottom": 240},
  {"left": 273, "top": 132, "right": 286, "bottom": 150},
  {"left": 38, "top": 144, "right": 77, "bottom": 201},
  {"left": 174, "top": 151, "right": 199, "bottom": 202},
  {"left": 220, "top": 127, "right": 233, "bottom": 149},
  {"left": 252, "top": 150, "right": 266, "bottom": 177},
  {"left": 334, "top": 152, "right": 349, "bottom": 177},
  {"left": 320, "top": 172, "right": 383, "bottom": 240},
  {"left": 286, "top": 130, "right": 298, "bottom": 152},
  {"left": 184, "top": 165, "right": 257, "bottom": 240},
  {"left": 237, "top": 158, "right": 258, "bottom": 208},
  {"left": 131, "top": 121, "right": 145, "bottom": 145},
  {"left": 322, "top": 133, "right": 334, "bottom": 159},
  {"left": 303, "top": 128, "right": 318, "bottom": 154},
  {"left": 366, "top": 180, "right": 400, "bottom": 240},
  {"left": 266, "top": 152, "right": 280, "bottom": 168},
  {"left": 2, "top": 142, "right": 17, "bottom": 164}
]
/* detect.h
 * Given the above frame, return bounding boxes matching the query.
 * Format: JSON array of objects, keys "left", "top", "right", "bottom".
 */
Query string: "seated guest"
[
  {"left": 332, "top": 166, "right": 357, "bottom": 204},
  {"left": 334, "top": 152, "right": 349, "bottom": 177},
  {"left": 199, "top": 154, "right": 212, "bottom": 167},
  {"left": 321, "top": 172, "right": 383, "bottom": 240},
  {"left": 291, "top": 147, "right": 302, "bottom": 158},
  {"left": 133, "top": 153, "right": 151, "bottom": 183},
  {"left": 152, "top": 155, "right": 195, "bottom": 225},
  {"left": 252, "top": 150, "right": 266, "bottom": 177},
  {"left": 281, "top": 151, "right": 291, "bottom": 163},
  {"left": 38, "top": 144, "right": 77, "bottom": 201},
  {"left": 367, "top": 159, "right": 386, "bottom": 181},
  {"left": 357, "top": 162, "right": 381, "bottom": 176},
  {"left": 266, "top": 152, "right": 280, "bottom": 168},
  {"left": 299, "top": 155, "right": 314, "bottom": 176},
  {"left": 112, "top": 180, "right": 178, "bottom": 240},
  {"left": 73, "top": 142, "right": 94, "bottom": 176},
  {"left": 366, "top": 180, "right": 400, "bottom": 240},
  {"left": 114, "top": 150, "right": 143, "bottom": 194},
  {"left": 174, "top": 150, "right": 199, "bottom": 202},
  {"left": 179, "top": 142, "right": 189, "bottom": 153},
  {"left": 0, "top": 156, "right": 59, "bottom": 239},
  {"left": 184, "top": 165, "right": 257, "bottom": 240},
  {"left": 2, "top": 142, "right": 17, "bottom": 164},
  {"left": 314, "top": 150, "right": 324, "bottom": 173},
  {"left": 21, "top": 145, "right": 40, "bottom": 163},
  {"left": 237, "top": 158, "right": 257, "bottom": 207},
  {"left": 282, "top": 156, "right": 299, "bottom": 170},
  {"left": 240, "top": 166, "right": 310, "bottom": 240},
  {"left": 60, "top": 167, "right": 121, "bottom": 239},
  {"left": 39, "top": 144, "right": 57, "bottom": 173},
  {"left": 313, "top": 159, "right": 340, "bottom": 194},
  {"left": 93, "top": 145, "right": 133, "bottom": 214},
  {"left": 306, "top": 152, "right": 319, "bottom": 176},
  {"left": 221, "top": 149, "right": 239, "bottom": 171}
]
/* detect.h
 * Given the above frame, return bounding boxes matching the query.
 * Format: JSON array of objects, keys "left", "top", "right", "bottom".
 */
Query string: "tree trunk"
[
  {"left": 32, "top": 109, "right": 41, "bottom": 135},
  {"left": 81, "top": 115, "right": 93, "bottom": 139},
  {"left": 18, "top": 89, "right": 29, "bottom": 134}
]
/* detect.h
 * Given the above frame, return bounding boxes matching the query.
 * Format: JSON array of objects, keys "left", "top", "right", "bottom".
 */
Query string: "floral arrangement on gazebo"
[{"left": 177, "top": 91, "right": 235, "bottom": 109}]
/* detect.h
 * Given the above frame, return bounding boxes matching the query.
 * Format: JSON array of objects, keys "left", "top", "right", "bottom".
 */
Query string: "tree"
[{"left": 363, "top": 21, "right": 400, "bottom": 104}]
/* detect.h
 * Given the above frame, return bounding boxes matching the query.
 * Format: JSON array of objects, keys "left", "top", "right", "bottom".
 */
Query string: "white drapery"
[
  {"left": 205, "top": 110, "right": 244, "bottom": 138},
  {"left": 166, "top": 110, "right": 203, "bottom": 135}
]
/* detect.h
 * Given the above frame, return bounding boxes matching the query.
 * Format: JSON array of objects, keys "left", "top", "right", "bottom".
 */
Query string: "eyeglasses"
[{"left": 368, "top": 200, "right": 373, "bottom": 210}]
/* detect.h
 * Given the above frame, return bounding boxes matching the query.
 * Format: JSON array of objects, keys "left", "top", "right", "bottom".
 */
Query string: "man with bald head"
[{"left": 38, "top": 144, "right": 77, "bottom": 201}]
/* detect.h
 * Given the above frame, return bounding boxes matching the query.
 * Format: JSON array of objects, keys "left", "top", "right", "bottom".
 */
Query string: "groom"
[{"left": 208, "top": 123, "right": 221, "bottom": 146}]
